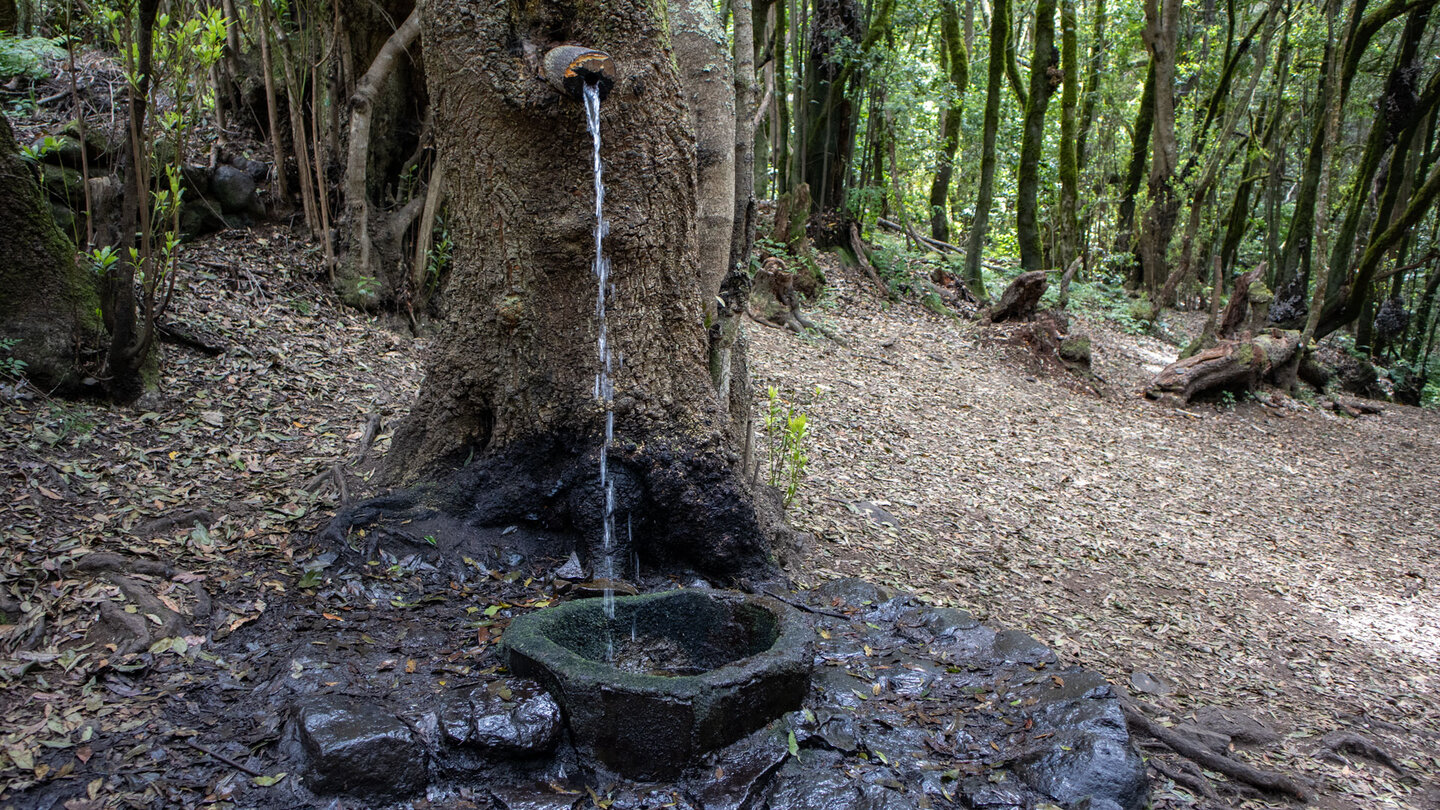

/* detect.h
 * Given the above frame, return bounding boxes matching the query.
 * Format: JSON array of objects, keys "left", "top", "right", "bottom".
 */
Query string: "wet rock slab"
[
  {"left": 294, "top": 696, "right": 428, "bottom": 799},
  {"left": 281, "top": 579, "right": 1146, "bottom": 809},
  {"left": 767, "top": 579, "right": 1148, "bottom": 810}
]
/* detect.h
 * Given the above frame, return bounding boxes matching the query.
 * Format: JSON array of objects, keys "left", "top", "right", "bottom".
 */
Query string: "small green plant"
[
  {"left": 18, "top": 135, "right": 62, "bottom": 162},
  {"left": 763, "top": 386, "right": 811, "bottom": 507},
  {"left": 0, "top": 338, "right": 27, "bottom": 380},
  {"left": 88, "top": 246, "right": 121, "bottom": 276},
  {"left": 1218, "top": 390, "right": 1238, "bottom": 409},
  {"left": 355, "top": 275, "right": 378, "bottom": 298}
]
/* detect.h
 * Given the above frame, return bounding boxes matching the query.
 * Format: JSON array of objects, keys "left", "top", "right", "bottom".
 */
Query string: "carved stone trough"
[{"left": 503, "top": 589, "right": 812, "bottom": 779}]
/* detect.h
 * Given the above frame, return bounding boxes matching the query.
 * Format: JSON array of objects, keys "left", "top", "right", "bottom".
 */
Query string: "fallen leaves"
[{"left": 749, "top": 259, "right": 1440, "bottom": 809}]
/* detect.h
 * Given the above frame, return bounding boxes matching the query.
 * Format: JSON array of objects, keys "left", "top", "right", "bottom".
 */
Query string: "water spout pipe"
[{"left": 543, "top": 45, "right": 616, "bottom": 102}]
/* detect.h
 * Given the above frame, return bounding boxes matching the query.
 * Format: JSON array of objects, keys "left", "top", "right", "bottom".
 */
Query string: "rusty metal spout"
[{"left": 543, "top": 45, "right": 616, "bottom": 102}]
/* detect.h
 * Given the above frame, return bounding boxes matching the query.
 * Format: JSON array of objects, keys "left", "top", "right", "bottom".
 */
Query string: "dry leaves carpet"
[{"left": 749, "top": 264, "right": 1440, "bottom": 809}]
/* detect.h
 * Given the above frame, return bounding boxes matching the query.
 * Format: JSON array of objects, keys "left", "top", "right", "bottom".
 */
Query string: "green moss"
[
  {"left": 1059, "top": 336, "right": 1091, "bottom": 364},
  {"left": 1234, "top": 342, "right": 1257, "bottom": 366}
]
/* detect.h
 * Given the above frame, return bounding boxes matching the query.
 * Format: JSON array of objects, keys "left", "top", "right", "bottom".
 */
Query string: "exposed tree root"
[
  {"left": 1122, "top": 701, "right": 1314, "bottom": 802},
  {"left": 1147, "top": 752, "right": 1219, "bottom": 800},
  {"left": 132, "top": 510, "right": 214, "bottom": 538},
  {"left": 70, "top": 552, "right": 193, "bottom": 655},
  {"left": 1320, "top": 732, "right": 1406, "bottom": 774}
]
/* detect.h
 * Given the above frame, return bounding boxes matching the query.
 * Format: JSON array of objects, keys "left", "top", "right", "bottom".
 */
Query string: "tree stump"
[{"left": 987, "top": 271, "right": 1048, "bottom": 322}]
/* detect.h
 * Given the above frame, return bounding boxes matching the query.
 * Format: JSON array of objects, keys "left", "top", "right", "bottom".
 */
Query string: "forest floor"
[
  {"left": 750, "top": 261, "right": 1440, "bottom": 809},
  {"left": 1, "top": 228, "right": 1437, "bottom": 809}
]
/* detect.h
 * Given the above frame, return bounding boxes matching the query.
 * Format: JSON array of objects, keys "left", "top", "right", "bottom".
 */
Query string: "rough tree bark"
[
  {"left": 1057, "top": 0, "right": 1079, "bottom": 267},
  {"left": 369, "top": 0, "right": 778, "bottom": 578},
  {"left": 1138, "top": 0, "right": 1182, "bottom": 296},
  {"left": 927, "top": 0, "right": 968, "bottom": 243},
  {"left": 0, "top": 113, "right": 104, "bottom": 394}
]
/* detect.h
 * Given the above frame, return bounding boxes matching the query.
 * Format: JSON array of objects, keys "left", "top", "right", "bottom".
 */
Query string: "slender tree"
[
  {"left": 1016, "top": 0, "right": 1058, "bottom": 271},
  {"left": 927, "top": 0, "right": 969, "bottom": 242},
  {"left": 1057, "top": 0, "right": 1079, "bottom": 266},
  {"left": 963, "top": 0, "right": 1011, "bottom": 298}
]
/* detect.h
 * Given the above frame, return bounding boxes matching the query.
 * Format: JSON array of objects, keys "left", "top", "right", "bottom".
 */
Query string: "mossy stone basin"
[{"left": 503, "top": 589, "right": 812, "bottom": 779}]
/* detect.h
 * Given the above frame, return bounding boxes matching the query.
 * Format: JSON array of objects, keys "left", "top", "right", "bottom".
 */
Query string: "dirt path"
[{"left": 748, "top": 266, "right": 1440, "bottom": 809}]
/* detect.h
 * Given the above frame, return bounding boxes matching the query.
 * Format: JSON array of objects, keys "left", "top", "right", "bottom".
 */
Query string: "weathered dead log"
[
  {"left": 1326, "top": 396, "right": 1384, "bottom": 417},
  {"left": 987, "top": 270, "right": 1048, "bottom": 323},
  {"left": 850, "top": 223, "right": 888, "bottom": 296},
  {"left": 1146, "top": 330, "right": 1301, "bottom": 403},
  {"left": 1056, "top": 256, "right": 1082, "bottom": 309}
]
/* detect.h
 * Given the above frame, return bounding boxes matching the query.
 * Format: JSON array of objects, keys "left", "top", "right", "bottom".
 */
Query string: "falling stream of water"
[{"left": 583, "top": 83, "right": 618, "bottom": 660}]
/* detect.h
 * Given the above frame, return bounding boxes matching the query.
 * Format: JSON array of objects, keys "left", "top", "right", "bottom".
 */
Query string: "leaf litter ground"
[
  {"left": 749, "top": 261, "right": 1440, "bottom": 809},
  {"left": 0, "top": 233, "right": 1436, "bottom": 809}
]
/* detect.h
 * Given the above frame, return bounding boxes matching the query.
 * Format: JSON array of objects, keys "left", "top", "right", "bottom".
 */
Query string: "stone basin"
[{"left": 503, "top": 589, "right": 812, "bottom": 779}]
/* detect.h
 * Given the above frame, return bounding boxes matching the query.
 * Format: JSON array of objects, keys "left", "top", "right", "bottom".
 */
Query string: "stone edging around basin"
[{"left": 281, "top": 579, "right": 1148, "bottom": 810}]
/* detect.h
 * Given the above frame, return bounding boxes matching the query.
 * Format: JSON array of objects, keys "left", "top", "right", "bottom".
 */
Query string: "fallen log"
[{"left": 1146, "top": 330, "right": 1301, "bottom": 403}]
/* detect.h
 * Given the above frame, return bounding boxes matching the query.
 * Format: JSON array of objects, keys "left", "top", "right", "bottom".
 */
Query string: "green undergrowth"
[{"left": 0, "top": 35, "right": 65, "bottom": 81}]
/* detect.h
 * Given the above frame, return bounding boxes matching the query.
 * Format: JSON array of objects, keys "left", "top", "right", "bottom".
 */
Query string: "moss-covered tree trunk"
[
  {"left": 962, "top": 0, "right": 1010, "bottom": 299},
  {"left": 1137, "top": 0, "right": 1181, "bottom": 296},
  {"left": 927, "top": 0, "right": 967, "bottom": 243},
  {"left": 375, "top": 0, "right": 777, "bottom": 578},
  {"left": 1016, "top": 0, "right": 1057, "bottom": 272},
  {"left": 0, "top": 113, "right": 104, "bottom": 393}
]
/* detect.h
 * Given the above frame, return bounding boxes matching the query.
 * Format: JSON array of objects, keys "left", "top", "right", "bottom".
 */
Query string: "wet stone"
[
  {"left": 960, "top": 774, "right": 1030, "bottom": 809},
  {"left": 1015, "top": 734, "right": 1148, "bottom": 810},
  {"left": 809, "top": 577, "right": 893, "bottom": 609},
  {"left": 762, "top": 749, "right": 868, "bottom": 810},
  {"left": 294, "top": 695, "right": 428, "bottom": 799},
  {"left": 210, "top": 165, "right": 260, "bottom": 214},
  {"left": 990, "top": 628, "right": 1059, "bottom": 666},
  {"left": 439, "top": 680, "right": 562, "bottom": 755},
  {"left": 691, "top": 728, "right": 789, "bottom": 810}
]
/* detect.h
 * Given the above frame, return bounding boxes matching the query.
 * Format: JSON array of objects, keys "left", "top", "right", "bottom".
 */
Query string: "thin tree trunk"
[
  {"left": 339, "top": 6, "right": 422, "bottom": 303},
  {"left": 1114, "top": 63, "right": 1155, "bottom": 275},
  {"left": 1057, "top": 0, "right": 1078, "bottom": 267},
  {"left": 256, "top": 0, "right": 291, "bottom": 202},
  {"left": 1074, "top": 0, "right": 1104, "bottom": 171},
  {"left": 928, "top": 0, "right": 968, "bottom": 242}
]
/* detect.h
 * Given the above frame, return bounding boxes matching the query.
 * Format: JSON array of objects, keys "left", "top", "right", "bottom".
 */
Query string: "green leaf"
[
  {"left": 787, "top": 731, "right": 799, "bottom": 756},
  {"left": 253, "top": 772, "right": 287, "bottom": 786}
]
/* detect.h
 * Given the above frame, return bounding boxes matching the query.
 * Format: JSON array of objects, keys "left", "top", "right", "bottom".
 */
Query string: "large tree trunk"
[
  {"left": 1137, "top": 0, "right": 1181, "bottom": 296},
  {"left": 0, "top": 113, "right": 105, "bottom": 394},
  {"left": 373, "top": 0, "right": 776, "bottom": 578}
]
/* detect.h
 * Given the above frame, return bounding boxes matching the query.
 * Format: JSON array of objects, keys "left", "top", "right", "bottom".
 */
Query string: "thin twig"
[{"left": 183, "top": 738, "right": 264, "bottom": 777}]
